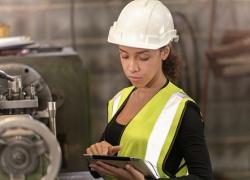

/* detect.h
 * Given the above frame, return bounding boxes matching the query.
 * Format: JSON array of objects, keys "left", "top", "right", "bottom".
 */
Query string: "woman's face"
[{"left": 119, "top": 45, "right": 169, "bottom": 88}]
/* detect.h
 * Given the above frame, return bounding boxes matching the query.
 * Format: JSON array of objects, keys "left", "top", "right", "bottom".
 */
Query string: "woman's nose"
[{"left": 128, "top": 59, "right": 139, "bottom": 72}]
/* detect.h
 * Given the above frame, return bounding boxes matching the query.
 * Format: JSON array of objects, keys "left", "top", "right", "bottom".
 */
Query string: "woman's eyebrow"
[
  {"left": 136, "top": 50, "right": 149, "bottom": 54},
  {"left": 119, "top": 48, "right": 127, "bottom": 53}
]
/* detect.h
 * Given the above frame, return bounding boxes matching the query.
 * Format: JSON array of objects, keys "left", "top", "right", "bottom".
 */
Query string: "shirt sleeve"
[{"left": 169, "top": 101, "right": 213, "bottom": 180}]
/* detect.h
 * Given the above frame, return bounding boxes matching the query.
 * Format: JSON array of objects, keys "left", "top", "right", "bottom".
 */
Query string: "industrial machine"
[
  {"left": 0, "top": 67, "right": 61, "bottom": 180},
  {"left": 0, "top": 48, "right": 91, "bottom": 179}
]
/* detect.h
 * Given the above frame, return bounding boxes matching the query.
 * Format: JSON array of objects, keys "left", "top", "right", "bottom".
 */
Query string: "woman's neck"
[{"left": 137, "top": 75, "right": 167, "bottom": 91}]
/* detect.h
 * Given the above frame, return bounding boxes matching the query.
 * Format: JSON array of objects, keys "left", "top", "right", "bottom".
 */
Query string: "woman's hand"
[
  {"left": 86, "top": 141, "right": 120, "bottom": 155},
  {"left": 89, "top": 161, "right": 145, "bottom": 180}
]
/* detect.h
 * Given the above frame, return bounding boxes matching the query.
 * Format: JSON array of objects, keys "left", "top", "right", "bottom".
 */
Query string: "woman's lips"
[{"left": 128, "top": 76, "right": 142, "bottom": 82}]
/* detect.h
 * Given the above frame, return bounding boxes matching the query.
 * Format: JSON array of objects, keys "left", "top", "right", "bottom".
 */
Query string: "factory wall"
[{"left": 1, "top": 0, "right": 250, "bottom": 179}]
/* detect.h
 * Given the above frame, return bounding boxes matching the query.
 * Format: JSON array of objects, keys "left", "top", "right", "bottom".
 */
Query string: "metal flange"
[{"left": 0, "top": 115, "right": 61, "bottom": 180}]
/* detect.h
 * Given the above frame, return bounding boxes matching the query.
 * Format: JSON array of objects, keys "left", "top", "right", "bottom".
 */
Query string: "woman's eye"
[
  {"left": 121, "top": 56, "right": 128, "bottom": 59},
  {"left": 139, "top": 56, "right": 149, "bottom": 61},
  {"left": 120, "top": 54, "right": 129, "bottom": 59}
]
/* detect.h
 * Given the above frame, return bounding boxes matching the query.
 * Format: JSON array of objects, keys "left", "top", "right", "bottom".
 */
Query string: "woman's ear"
[{"left": 160, "top": 46, "right": 170, "bottom": 61}]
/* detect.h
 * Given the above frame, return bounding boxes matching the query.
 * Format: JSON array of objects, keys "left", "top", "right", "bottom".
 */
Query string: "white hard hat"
[{"left": 108, "top": 0, "right": 179, "bottom": 49}]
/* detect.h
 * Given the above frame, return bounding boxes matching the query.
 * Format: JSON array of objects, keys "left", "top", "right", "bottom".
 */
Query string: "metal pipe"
[
  {"left": 200, "top": 0, "right": 217, "bottom": 116},
  {"left": 48, "top": 101, "right": 57, "bottom": 136}
]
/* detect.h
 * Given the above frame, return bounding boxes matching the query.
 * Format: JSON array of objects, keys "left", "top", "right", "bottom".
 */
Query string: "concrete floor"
[{"left": 59, "top": 171, "right": 103, "bottom": 180}]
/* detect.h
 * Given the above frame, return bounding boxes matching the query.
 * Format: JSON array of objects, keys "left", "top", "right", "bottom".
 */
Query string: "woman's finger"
[
  {"left": 100, "top": 142, "right": 110, "bottom": 155},
  {"left": 108, "top": 145, "right": 121, "bottom": 155},
  {"left": 125, "top": 164, "right": 145, "bottom": 179},
  {"left": 96, "top": 161, "right": 133, "bottom": 179},
  {"left": 90, "top": 162, "right": 116, "bottom": 177},
  {"left": 91, "top": 145, "right": 99, "bottom": 154},
  {"left": 86, "top": 141, "right": 113, "bottom": 155},
  {"left": 95, "top": 142, "right": 104, "bottom": 154}
]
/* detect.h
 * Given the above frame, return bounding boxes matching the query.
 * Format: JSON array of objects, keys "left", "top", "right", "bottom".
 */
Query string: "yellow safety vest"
[{"left": 107, "top": 82, "right": 193, "bottom": 178}]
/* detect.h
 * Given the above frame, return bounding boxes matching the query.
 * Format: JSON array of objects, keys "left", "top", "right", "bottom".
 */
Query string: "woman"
[{"left": 86, "top": 0, "right": 213, "bottom": 179}]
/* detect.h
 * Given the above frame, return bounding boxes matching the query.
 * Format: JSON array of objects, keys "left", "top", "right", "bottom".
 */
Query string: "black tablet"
[{"left": 84, "top": 154, "right": 159, "bottom": 179}]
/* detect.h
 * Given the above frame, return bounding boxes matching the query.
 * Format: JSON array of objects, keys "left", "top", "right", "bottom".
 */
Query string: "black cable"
[{"left": 173, "top": 12, "right": 201, "bottom": 102}]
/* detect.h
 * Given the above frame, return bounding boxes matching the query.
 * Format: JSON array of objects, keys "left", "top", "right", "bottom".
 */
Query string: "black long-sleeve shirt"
[{"left": 99, "top": 101, "right": 213, "bottom": 180}]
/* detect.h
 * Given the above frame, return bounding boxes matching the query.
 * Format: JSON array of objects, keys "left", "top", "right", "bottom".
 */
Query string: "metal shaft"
[{"left": 48, "top": 101, "right": 57, "bottom": 136}]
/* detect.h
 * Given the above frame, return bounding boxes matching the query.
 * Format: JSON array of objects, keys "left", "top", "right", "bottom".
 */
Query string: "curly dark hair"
[{"left": 161, "top": 47, "right": 181, "bottom": 82}]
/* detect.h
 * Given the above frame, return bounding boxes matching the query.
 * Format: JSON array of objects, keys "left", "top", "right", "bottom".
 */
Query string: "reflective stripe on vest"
[
  {"left": 145, "top": 92, "right": 187, "bottom": 177},
  {"left": 112, "top": 92, "right": 121, "bottom": 117},
  {"left": 108, "top": 87, "right": 134, "bottom": 122}
]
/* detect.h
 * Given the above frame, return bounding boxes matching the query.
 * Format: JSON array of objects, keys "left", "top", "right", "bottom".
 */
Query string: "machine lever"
[{"left": 0, "top": 70, "right": 14, "bottom": 81}]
